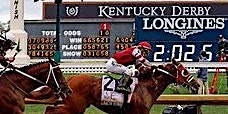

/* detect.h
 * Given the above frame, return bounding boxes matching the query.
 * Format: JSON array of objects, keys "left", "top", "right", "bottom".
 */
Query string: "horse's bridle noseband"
[{"left": 5, "top": 63, "right": 63, "bottom": 96}]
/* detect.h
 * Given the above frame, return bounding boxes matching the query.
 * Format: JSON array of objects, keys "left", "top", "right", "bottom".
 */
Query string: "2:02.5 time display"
[{"left": 151, "top": 42, "right": 216, "bottom": 62}]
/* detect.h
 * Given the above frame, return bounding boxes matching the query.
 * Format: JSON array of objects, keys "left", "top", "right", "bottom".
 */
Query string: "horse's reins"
[
  {"left": 3, "top": 63, "right": 61, "bottom": 95},
  {"left": 155, "top": 64, "right": 194, "bottom": 86}
]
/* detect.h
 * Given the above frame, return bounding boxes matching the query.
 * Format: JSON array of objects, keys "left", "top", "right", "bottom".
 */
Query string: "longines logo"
[
  {"left": 142, "top": 17, "right": 226, "bottom": 39},
  {"left": 66, "top": 6, "right": 79, "bottom": 17}
]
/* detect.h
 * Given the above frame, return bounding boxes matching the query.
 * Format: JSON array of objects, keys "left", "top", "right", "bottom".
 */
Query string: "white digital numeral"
[
  {"left": 202, "top": 44, "right": 212, "bottom": 61},
  {"left": 154, "top": 45, "right": 165, "bottom": 61},
  {"left": 171, "top": 45, "right": 182, "bottom": 61},
  {"left": 184, "top": 45, "right": 195, "bottom": 61}
]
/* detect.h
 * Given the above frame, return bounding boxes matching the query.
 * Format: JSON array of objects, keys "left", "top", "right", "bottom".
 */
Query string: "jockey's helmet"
[
  {"left": 138, "top": 41, "right": 152, "bottom": 58},
  {"left": 138, "top": 41, "right": 152, "bottom": 51}
]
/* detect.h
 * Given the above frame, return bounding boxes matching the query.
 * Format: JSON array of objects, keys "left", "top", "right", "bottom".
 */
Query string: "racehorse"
[
  {"left": 0, "top": 58, "right": 72, "bottom": 114},
  {"left": 44, "top": 58, "right": 199, "bottom": 114}
]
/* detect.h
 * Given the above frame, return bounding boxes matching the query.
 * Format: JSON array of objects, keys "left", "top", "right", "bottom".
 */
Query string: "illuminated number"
[
  {"left": 28, "top": 51, "right": 31, "bottom": 56},
  {"left": 121, "top": 37, "right": 124, "bottom": 43},
  {"left": 184, "top": 45, "right": 195, "bottom": 61},
  {"left": 115, "top": 44, "right": 120, "bottom": 50},
  {"left": 100, "top": 44, "right": 104, "bottom": 50},
  {"left": 91, "top": 51, "right": 95, "bottom": 57},
  {"left": 82, "top": 51, "right": 87, "bottom": 57},
  {"left": 103, "top": 23, "right": 107, "bottom": 30},
  {"left": 96, "top": 51, "right": 100, "bottom": 56},
  {"left": 202, "top": 44, "right": 212, "bottom": 61},
  {"left": 99, "top": 30, "right": 103, "bottom": 36},
  {"left": 50, "top": 38, "right": 54, "bottom": 43},
  {"left": 36, "top": 44, "right": 40, "bottom": 50},
  {"left": 100, "top": 37, "right": 104, "bottom": 43},
  {"left": 92, "top": 37, "right": 96, "bottom": 43},
  {"left": 36, "top": 51, "right": 40, "bottom": 56},
  {"left": 36, "top": 38, "right": 40, "bottom": 43},
  {"left": 40, "top": 51, "right": 44, "bottom": 57},
  {"left": 82, "top": 37, "right": 87, "bottom": 43},
  {"left": 46, "top": 38, "right": 50, "bottom": 43},
  {"left": 50, "top": 45, "right": 54, "bottom": 50},
  {"left": 32, "top": 38, "right": 36, "bottom": 43},
  {"left": 45, "top": 51, "right": 49, "bottom": 57},
  {"left": 32, "top": 45, "right": 36, "bottom": 50},
  {"left": 172, "top": 45, "right": 182, "bottom": 61},
  {"left": 105, "top": 30, "right": 110, "bottom": 36},
  {"left": 96, "top": 37, "right": 100, "bottom": 43},
  {"left": 49, "top": 51, "right": 54, "bottom": 56},
  {"left": 125, "top": 37, "right": 129, "bottom": 43},
  {"left": 105, "top": 51, "right": 109, "bottom": 57},
  {"left": 41, "top": 45, "right": 45, "bottom": 50},
  {"left": 153, "top": 45, "right": 165, "bottom": 61},
  {"left": 129, "top": 37, "right": 134, "bottom": 43},
  {"left": 28, "top": 38, "right": 32, "bottom": 44},
  {"left": 87, "top": 44, "right": 91, "bottom": 50},
  {"left": 100, "top": 30, "right": 110, "bottom": 36},
  {"left": 115, "top": 37, "right": 120, "bottom": 43},
  {"left": 45, "top": 44, "right": 49, "bottom": 50},
  {"left": 105, "top": 44, "right": 109, "bottom": 50},
  {"left": 92, "top": 44, "right": 96, "bottom": 50},
  {"left": 28, "top": 44, "right": 32, "bottom": 50},
  {"left": 32, "top": 51, "right": 36, "bottom": 57},
  {"left": 41, "top": 38, "right": 45, "bottom": 43},
  {"left": 120, "top": 44, "right": 124, "bottom": 49},
  {"left": 82, "top": 44, "right": 87, "bottom": 50},
  {"left": 88, "top": 37, "right": 91, "bottom": 43},
  {"left": 104, "top": 37, "right": 108, "bottom": 43}
]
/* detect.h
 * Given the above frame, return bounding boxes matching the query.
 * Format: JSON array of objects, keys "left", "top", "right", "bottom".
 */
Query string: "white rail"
[
  {"left": 9, "top": 59, "right": 228, "bottom": 74},
  {"left": 58, "top": 61, "right": 228, "bottom": 74}
]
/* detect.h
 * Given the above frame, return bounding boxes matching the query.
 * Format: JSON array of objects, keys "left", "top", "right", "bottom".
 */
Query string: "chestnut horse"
[
  {"left": 44, "top": 59, "right": 199, "bottom": 114},
  {"left": 0, "top": 58, "right": 72, "bottom": 114}
]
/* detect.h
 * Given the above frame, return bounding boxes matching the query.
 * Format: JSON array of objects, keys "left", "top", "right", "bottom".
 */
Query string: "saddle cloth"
[{"left": 101, "top": 75, "right": 138, "bottom": 107}]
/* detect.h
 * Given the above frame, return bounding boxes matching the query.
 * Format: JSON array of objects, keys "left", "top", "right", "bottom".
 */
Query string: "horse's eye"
[{"left": 181, "top": 69, "right": 189, "bottom": 77}]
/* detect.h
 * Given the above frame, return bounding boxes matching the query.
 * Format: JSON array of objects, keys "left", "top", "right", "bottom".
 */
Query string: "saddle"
[{"left": 100, "top": 75, "right": 138, "bottom": 107}]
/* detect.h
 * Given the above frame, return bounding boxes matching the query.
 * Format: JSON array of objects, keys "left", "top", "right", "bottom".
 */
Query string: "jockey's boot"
[{"left": 116, "top": 74, "right": 131, "bottom": 93}]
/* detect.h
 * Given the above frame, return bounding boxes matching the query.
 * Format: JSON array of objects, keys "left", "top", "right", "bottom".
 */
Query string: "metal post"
[{"left": 54, "top": 2, "right": 61, "bottom": 63}]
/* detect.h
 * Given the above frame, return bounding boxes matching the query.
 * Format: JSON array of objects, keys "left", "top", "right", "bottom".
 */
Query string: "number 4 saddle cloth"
[{"left": 101, "top": 75, "right": 138, "bottom": 107}]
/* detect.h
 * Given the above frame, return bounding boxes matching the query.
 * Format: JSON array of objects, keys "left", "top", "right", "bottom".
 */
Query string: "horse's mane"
[
  {"left": 19, "top": 61, "right": 49, "bottom": 72},
  {"left": 2, "top": 61, "right": 50, "bottom": 75}
]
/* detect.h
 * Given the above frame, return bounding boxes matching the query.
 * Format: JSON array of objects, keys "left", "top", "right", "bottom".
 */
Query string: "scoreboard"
[
  {"left": 25, "top": 21, "right": 135, "bottom": 59},
  {"left": 135, "top": 16, "right": 228, "bottom": 62},
  {"left": 25, "top": 2, "right": 228, "bottom": 62}
]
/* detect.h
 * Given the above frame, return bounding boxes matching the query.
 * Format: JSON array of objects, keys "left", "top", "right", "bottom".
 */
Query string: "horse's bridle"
[
  {"left": 4, "top": 63, "right": 63, "bottom": 96},
  {"left": 155, "top": 64, "right": 194, "bottom": 86}
]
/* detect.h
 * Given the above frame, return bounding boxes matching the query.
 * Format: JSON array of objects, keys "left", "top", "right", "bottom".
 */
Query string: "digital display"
[
  {"left": 25, "top": 21, "right": 135, "bottom": 59},
  {"left": 152, "top": 42, "right": 213, "bottom": 62},
  {"left": 115, "top": 37, "right": 134, "bottom": 51},
  {"left": 27, "top": 37, "right": 55, "bottom": 58},
  {"left": 135, "top": 16, "right": 228, "bottom": 62},
  {"left": 82, "top": 36, "right": 110, "bottom": 58}
]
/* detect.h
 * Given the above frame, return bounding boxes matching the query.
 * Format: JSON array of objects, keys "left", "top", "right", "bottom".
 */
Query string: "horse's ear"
[
  {"left": 172, "top": 58, "right": 179, "bottom": 66},
  {"left": 48, "top": 57, "right": 59, "bottom": 66}
]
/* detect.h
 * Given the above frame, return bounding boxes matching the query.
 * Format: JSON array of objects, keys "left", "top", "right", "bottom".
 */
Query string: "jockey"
[
  {"left": 0, "top": 32, "right": 16, "bottom": 68},
  {"left": 106, "top": 41, "right": 155, "bottom": 93}
]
